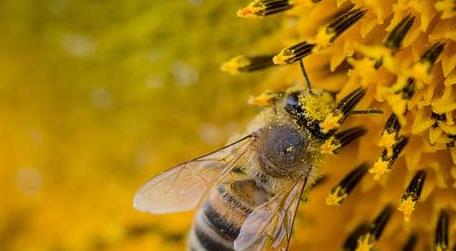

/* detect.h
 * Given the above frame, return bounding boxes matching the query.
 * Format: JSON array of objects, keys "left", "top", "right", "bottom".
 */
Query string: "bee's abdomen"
[{"left": 189, "top": 180, "right": 268, "bottom": 251}]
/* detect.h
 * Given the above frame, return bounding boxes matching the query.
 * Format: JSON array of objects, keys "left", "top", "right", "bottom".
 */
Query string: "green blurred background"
[{"left": 0, "top": 1, "right": 281, "bottom": 250}]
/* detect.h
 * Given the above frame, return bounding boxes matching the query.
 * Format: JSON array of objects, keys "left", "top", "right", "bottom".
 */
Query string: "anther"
[
  {"left": 401, "top": 233, "right": 418, "bottom": 251},
  {"left": 398, "top": 170, "right": 426, "bottom": 222},
  {"left": 384, "top": 113, "right": 401, "bottom": 134},
  {"left": 434, "top": 209, "right": 449, "bottom": 251},
  {"left": 356, "top": 205, "right": 393, "bottom": 251},
  {"left": 370, "top": 136, "right": 409, "bottom": 180},
  {"left": 273, "top": 42, "right": 316, "bottom": 64},
  {"left": 384, "top": 15, "right": 415, "bottom": 53},
  {"left": 378, "top": 113, "right": 401, "bottom": 158},
  {"left": 336, "top": 88, "right": 366, "bottom": 116},
  {"left": 420, "top": 42, "right": 445, "bottom": 65},
  {"left": 326, "top": 163, "right": 368, "bottom": 206},
  {"left": 221, "top": 54, "right": 276, "bottom": 74},
  {"left": 319, "top": 88, "right": 366, "bottom": 134},
  {"left": 274, "top": 8, "right": 365, "bottom": 65},
  {"left": 399, "top": 78, "right": 416, "bottom": 100},
  {"left": 327, "top": 8, "right": 367, "bottom": 41},
  {"left": 248, "top": 90, "right": 283, "bottom": 107},
  {"left": 342, "top": 223, "right": 370, "bottom": 251},
  {"left": 238, "top": 0, "right": 294, "bottom": 18},
  {"left": 321, "top": 127, "right": 367, "bottom": 155}
]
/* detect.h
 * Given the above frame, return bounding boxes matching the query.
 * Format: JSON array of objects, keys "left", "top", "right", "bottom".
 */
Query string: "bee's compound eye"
[{"left": 285, "top": 92, "right": 303, "bottom": 116}]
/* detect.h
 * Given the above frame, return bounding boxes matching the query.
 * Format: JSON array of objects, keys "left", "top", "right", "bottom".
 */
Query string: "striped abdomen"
[{"left": 188, "top": 180, "right": 268, "bottom": 251}]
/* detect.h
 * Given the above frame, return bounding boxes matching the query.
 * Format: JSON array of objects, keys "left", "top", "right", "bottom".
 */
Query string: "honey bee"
[{"left": 133, "top": 61, "right": 378, "bottom": 251}]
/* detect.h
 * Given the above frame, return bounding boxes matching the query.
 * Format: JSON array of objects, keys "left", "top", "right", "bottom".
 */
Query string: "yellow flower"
[{"left": 226, "top": 0, "right": 456, "bottom": 249}]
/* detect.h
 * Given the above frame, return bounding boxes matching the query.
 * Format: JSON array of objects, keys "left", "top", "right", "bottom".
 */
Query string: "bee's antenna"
[{"left": 299, "top": 59, "right": 314, "bottom": 95}]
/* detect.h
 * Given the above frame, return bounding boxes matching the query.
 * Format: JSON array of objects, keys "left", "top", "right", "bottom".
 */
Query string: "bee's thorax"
[{"left": 256, "top": 123, "right": 310, "bottom": 177}]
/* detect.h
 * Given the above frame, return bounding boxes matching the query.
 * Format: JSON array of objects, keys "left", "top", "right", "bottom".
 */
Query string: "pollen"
[
  {"left": 320, "top": 113, "right": 343, "bottom": 133},
  {"left": 320, "top": 138, "right": 340, "bottom": 154},
  {"left": 312, "top": 27, "right": 336, "bottom": 51},
  {"left": 248, "top": 90, "right": 281, "bottom": 107},
  {"left": 237, "top": 0, "right": 293, "bottom": 18},
  {"left": 221, "top": 55, "right": 251, "bottom": 74},
  {"left": 398, "top": 197, "right": 416, "bottom": 222},
  {"left": 326, "top": 186, "right": 347, "bottom": 206},
  {"left": 377, "top": 131, "right": 396, "bottom": 157},
  {"left": 369, "top": 159, "right": 390, "bottom": 180},
  {"left": 355, "top": 234, "right": 375, "bottom": 251},
  {"left": 221, "top": 54, "right": 275, "bottom": 74}
]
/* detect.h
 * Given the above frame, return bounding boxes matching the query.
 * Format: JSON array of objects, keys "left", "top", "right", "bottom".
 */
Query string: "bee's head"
[
  {"left": 283, "top": 88, "right": 368, "bottom": 139},
  {"left": 284, "top": 89, "right": 336, "bottom": 139}
]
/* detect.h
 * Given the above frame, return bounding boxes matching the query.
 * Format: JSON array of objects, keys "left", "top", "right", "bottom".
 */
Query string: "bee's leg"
[
  {"left": 319, "top": 88, "right": 366, "bottom": 135},
  {"left": 298, "top": 59, "right": 313, "bottom": 94},
  {"left": 320, "top": 127, "right": 366, "bottom": 155}
]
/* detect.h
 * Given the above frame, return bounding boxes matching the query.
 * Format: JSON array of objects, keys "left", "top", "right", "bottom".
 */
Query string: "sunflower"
[{"left": 222, "top": 0, "right": 456, "bottom": 250}]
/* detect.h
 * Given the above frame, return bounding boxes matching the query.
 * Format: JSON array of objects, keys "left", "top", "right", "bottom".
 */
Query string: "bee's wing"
[
  {"left": 234, "top": 177, "right": 308, "bottom": 251},
  {"left": 133, "top": 134, "right": 255, "bottom": 214}
]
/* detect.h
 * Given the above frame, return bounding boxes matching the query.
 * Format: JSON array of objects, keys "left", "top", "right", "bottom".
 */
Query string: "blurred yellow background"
[{"left": 0, "top": 1, "right": 281, "bottom": 250}]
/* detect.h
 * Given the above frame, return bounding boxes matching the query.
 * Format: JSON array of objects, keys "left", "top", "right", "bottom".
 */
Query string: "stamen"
[
  {"left": 370, "top": 137, "right": 409, "bottom": 180},
  {"left": 322, "top": 127, "right": 367, "bottom": 155},
  {"left": 434, "top": 209, "right": 449, "bottom": 251},
  {"left": 384, "top": 15, "right": 415, "bottom": 53},
  {"left": 319, "top": 88, "right": 366, "bottom": 134},
  {"left": 420, "top": 42, "right": 445, "bottom": 65},
  {"left": 410, "top": 42, "right": 446, "bottom": 83},
  {"left": 401, "top": 233, "right": 418, "bottom": 251},
  {"left": 320, "top": 113, "right": 344, "bottom": 134},
  {"left": 326, "top": 163, "right": 368, "bottom": 206},
  {"left": 378, "top": 113, "right": 401, "bottom": 157},
  {"left": 237, "top": 0, "right": 294, "bottom": 18},
  {"left": 221, "top": 54, "right": 275, "bottom": 74},
  {"left": 342, "top": 223, "right": 370, "bottom": 251},
  {"left": 274, "top": 8, "right": 366, "bottom": 64},
  {"left": 399, "top": 78, "right": 416, "bottom": 100},
  {"left": 398, "top": 170, "right": 426, "bottom": 222},
  {"left": 356, "top": 205, "right": 393, "bottom": 251},
  {"left": 248, "top": 90, "right": 283, "bottom": 107},
  {"left": 350, "top": 108, "right": 383, "bottom": 115},
  {"left": 336, "top": 88, "right": 367, "bottom": 115},
  {"left": 384, "top": 113, "right": 401, "bottom": 134},
  {"left": 371, "top": 205, "right": 393, "bottom": 239},
  {"left": 273, "top": 42, "right": 316, "bottom": 65},
  {"left": 327, "top": 8, "right": 367, "bottom": 42}
]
